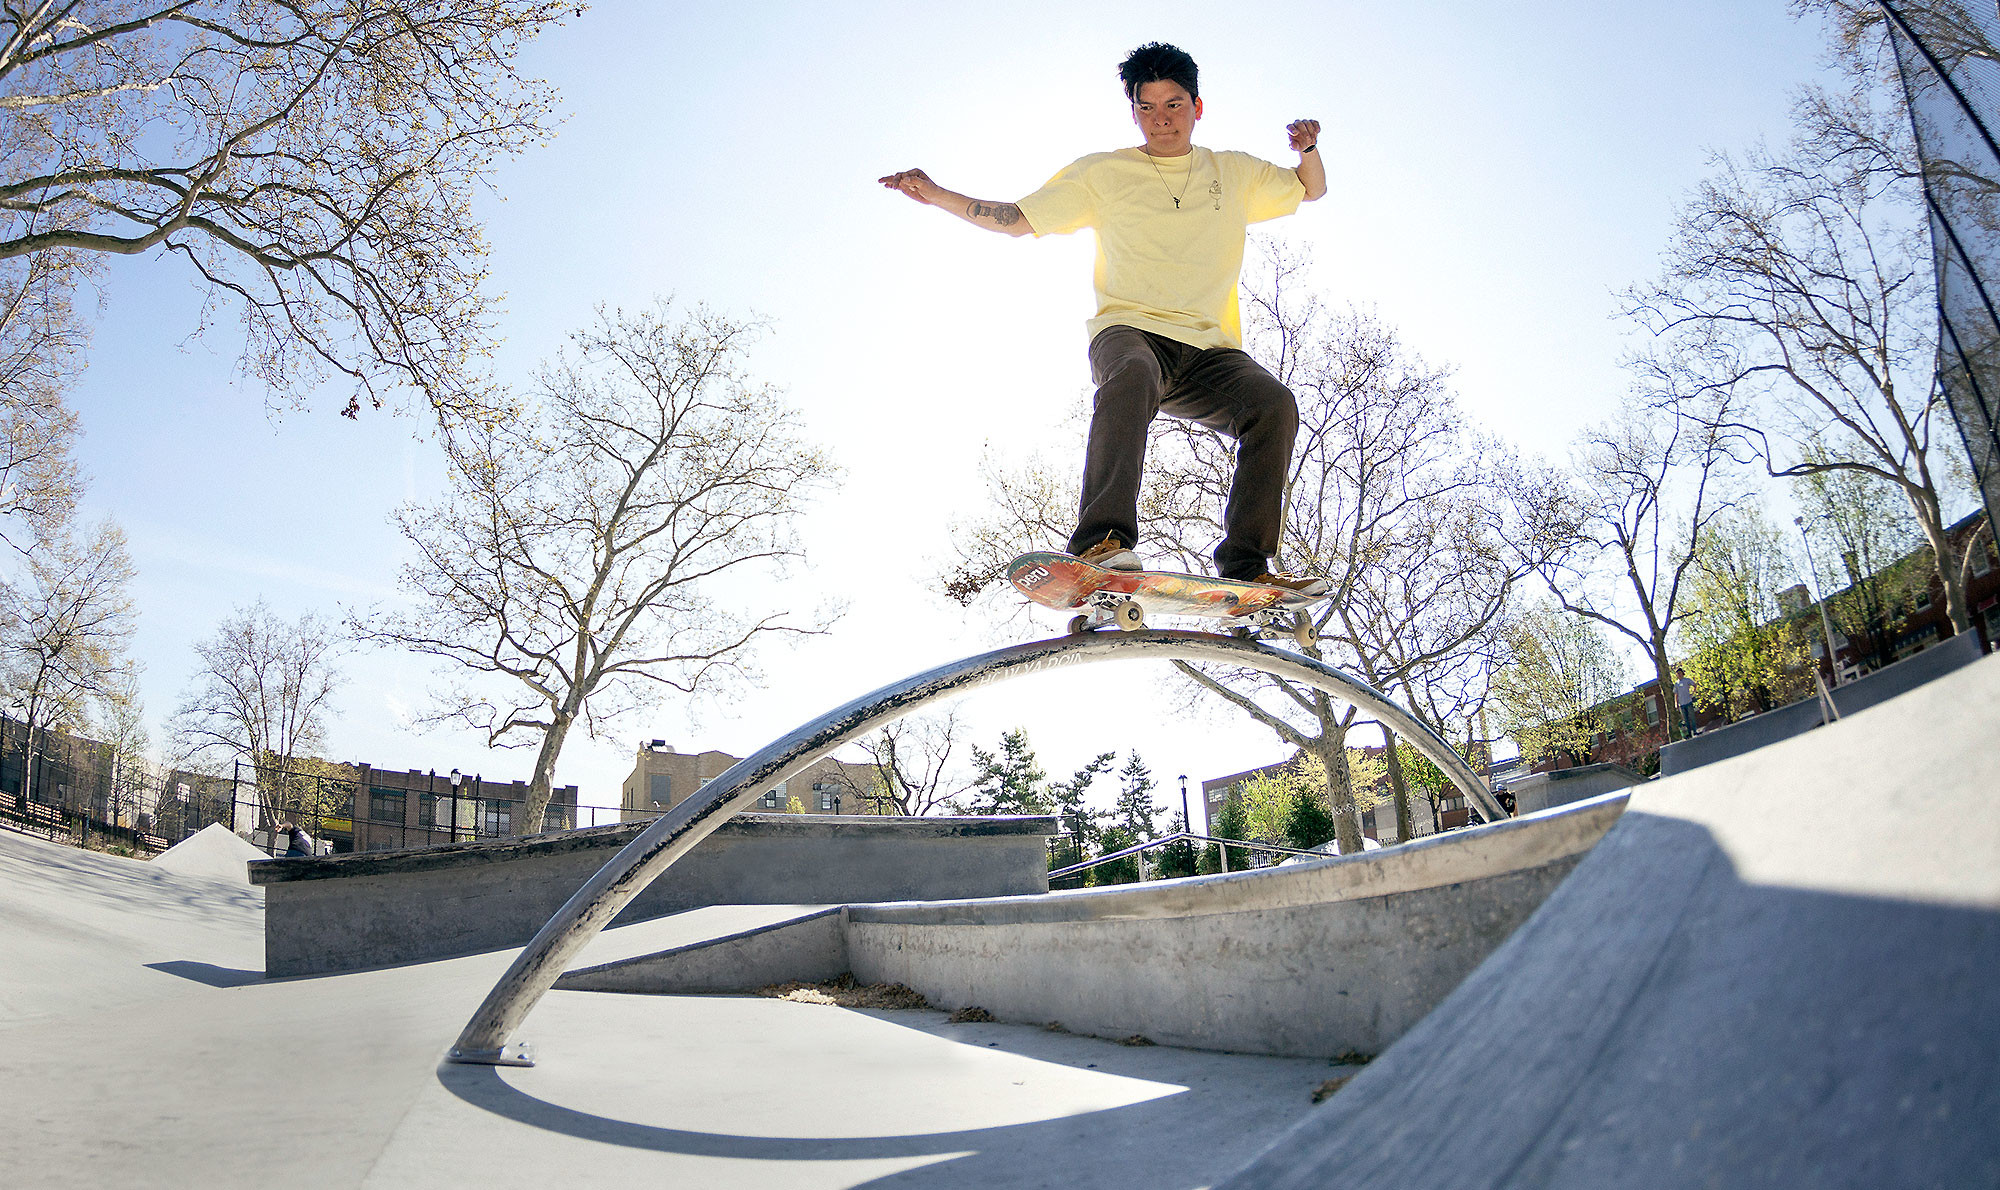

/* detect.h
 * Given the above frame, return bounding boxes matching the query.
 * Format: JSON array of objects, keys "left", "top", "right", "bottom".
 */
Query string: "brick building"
[
  {"left": 345, "top": 764, "right": 582, "bottom": 853},
  {"left": 620, "top": 740, "right": 884, "bottom": 821}
]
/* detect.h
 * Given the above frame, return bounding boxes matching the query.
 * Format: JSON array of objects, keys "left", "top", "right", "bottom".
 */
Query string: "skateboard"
[{"left": 1005, "top": 550, "right": 1324, "bottom": 646}]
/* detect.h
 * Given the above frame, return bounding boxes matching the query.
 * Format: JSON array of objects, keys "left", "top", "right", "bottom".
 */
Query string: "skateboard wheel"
[
  {"left": 1292, "top": 612, "right": 1317, "bottom": 649},
  {"left": 1113, "top": 600, "right": 1145, "bottom": 631},
  {"left": 1230, "top": 625, "right": 1253, "bottom": 639},
  {"left": 1068, "top": 614, "right": 1091, "bottom": 635}
]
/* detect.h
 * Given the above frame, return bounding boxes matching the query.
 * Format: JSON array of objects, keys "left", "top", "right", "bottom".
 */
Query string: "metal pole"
[
  {"left": 1179, "top": 774, "right": 1191, "bottom": 873},
  {"left": 1796, "top": 516, "right": 1843, "bottom": 686}
]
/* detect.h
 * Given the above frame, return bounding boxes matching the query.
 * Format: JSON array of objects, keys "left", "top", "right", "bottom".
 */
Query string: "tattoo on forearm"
[{"left": 968, "top": 201, "right": 1022, "bottom": 227}]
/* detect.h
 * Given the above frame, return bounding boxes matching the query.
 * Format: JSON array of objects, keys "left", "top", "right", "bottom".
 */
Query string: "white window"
[{"left": 813, "top": 781, "right": 841, "bottom": 812}]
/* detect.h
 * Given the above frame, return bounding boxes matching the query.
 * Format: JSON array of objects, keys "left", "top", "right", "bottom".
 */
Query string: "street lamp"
[
  {"left": 1178, "top": 773, "right": 1192, "bottom": 877},
  {"left": 448, "top": 768, "right": 464, "bottom": 842},
  {"left": 1794, "top": 515, "right": 1842, "bottom": 687}
]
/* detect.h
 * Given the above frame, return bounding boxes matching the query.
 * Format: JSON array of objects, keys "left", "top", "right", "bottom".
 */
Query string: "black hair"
[{"left": 1119, "top": 42, "right": 1199, "bottom": 103}]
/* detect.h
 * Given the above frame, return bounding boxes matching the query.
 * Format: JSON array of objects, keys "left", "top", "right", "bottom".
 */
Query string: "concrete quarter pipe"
[{"left": 1222, "top": 650, "right": 2000, "bottom": 1189}]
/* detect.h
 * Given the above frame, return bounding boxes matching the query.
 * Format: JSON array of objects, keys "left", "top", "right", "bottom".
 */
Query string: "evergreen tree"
[
  {"left": 1111, "top": 751, "right": 1164, "bottom": 840},
  {"left": 1283, "top": 782, "right": 1339, "bottom": 851},
  {"left": 1050, "top": 751, "right": 1116, "bottom": 836},
  {"left": 1093, "top": 823, "right": 1139, "bottom": 885},
  {"left": 963, "top": 729, "right": 1048, "bottom": 815},
  {"left": 1211, "top": 793, "right": 1253, "bottom": 871},
  {"left": 1155, "top": 809, "right": 1198, "bottom": 878}
]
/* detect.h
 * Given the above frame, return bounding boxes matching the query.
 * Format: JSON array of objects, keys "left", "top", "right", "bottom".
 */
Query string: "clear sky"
[{"left": 64, "top": 1, "right": 1837, "bottom": 819}]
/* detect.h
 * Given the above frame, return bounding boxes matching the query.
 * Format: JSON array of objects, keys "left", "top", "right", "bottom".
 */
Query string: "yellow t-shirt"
[{"left": 1016, "top": 146, "right": 1305, "bottom": 350}]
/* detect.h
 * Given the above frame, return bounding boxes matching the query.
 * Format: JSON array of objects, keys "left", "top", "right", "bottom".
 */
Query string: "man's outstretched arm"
[
  {"left": 879, "top": 168, "right": 1034, "bottom": 237},
  {"left": 1287, "top": 120, "right": 1327, "bottom": 201}
]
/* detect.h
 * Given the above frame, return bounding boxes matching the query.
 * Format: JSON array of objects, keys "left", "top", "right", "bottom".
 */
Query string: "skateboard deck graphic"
[{"left": 1005, "top": 551, "right": 1322, "bottom": 641}]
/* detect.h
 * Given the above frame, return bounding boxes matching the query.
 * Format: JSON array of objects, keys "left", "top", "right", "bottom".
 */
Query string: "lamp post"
[
  {"left": 1179, "top": 773, "right": 1193, "bottom": 873},
  {"left": 1795, "top": 515, "right": 1843, "bottom": 687},
  {"left": 448, "top": 768, "right": 464, "bottom": 843}
]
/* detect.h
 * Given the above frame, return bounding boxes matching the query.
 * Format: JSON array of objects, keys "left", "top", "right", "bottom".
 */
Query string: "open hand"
[
  {"left": 1286, "top": 120, "right": 1320, "bottom": 153},
  {"left": 879, "top": 168, "right": 937, "bottom": 204}
]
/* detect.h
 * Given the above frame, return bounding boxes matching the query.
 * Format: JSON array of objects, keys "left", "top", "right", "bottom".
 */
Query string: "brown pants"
[{"left": 1066, "top": 325, "right": 1299, "bottom": 581}]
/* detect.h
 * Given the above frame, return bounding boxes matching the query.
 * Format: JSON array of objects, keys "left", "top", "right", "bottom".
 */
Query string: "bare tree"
[
  {"left": 0, "top": 516, "right": 137, "bottom": 802},
  {"left": 0, "top": 249, "right": 88, "bottom": 552},
  {"left": 1144, "top": 250, "right": 1562, "bottom": 850},
  {"left": 95, "top": 677, "right": 152, "bottom": 825},
  {"left": 170, "top": 600, "right": 344, "bottom": 824},
  {"left": 1532, "top": 400, "right": 1738, "bottom": 743},
  {"left": 1629, "top": 48, "right": 1982, "bottom": 635},
  {"left": 357, "top": 303, "right": 837, "bottom": 834},
  {"left": 0, "top": 1, "right": 573, "bottom": 422},
  {"left": 949, "top": 246, "right": 1553, "bottom": 852},
  {"left": 836, "top": 708, "right": 973, "bottom": 816}
]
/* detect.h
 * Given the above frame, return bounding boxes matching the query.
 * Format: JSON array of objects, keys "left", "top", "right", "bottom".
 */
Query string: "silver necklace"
[{"left": 1147, "top": 151, "right": 1196, "bottom": 210}]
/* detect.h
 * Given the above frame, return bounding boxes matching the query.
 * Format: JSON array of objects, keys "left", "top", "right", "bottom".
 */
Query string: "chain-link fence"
[{"left": 0, "top": 717, "right": 620, "bottom": 857}]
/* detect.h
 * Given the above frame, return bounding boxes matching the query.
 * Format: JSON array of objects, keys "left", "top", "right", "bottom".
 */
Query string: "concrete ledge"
[
  {"left": 1830, "top": 627, "right": 1984, "bottom": 716},
  {"left": 1502, "top": 763, "right": 1647, "bottom": 816},
  {"left": 560, "top": 794, "right": 1629, "bottom": 1058},
  {"left": 253, "top": 814, "right": 1055, "bottom": 977},
  {"left": 559, "top": 907, "right": 849, "bottom": 995}
]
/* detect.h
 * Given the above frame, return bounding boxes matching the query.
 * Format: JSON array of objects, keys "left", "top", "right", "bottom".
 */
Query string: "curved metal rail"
[{"left": 446, "top": 629, "right": 1504, "bottom": 1066}]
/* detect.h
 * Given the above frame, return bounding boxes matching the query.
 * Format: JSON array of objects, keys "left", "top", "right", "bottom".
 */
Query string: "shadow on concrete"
[
  {"left": 438, "top": 1015, "right": 1335, "bottom": 1190},
  {"left": 143, "top": 960, "right": 266, "bottom": 988},
  {"left": 0, "top": 826, "right": 264, "bottom": 923},
  {"left": 1220, "top": 813, "right": 2000, "bottom": 1189}
]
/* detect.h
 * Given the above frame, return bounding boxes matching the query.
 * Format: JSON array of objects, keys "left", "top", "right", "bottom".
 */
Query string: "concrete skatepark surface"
[
  {"left": 0, "top": 827, "right": 1342, "bottom": 1189},
  {"left": 2, "top": 650, "right": 1994, "bottom": 1187},
  {"left": 1223, "top": 650, "right": 2000, "bottom": 1189}
]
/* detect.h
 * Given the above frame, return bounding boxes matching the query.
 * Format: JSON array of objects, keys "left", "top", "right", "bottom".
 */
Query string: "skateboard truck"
[
  {"left": 1067, "top": 595, "right": 1148, "bottom": 634},
  {"left": 1067, "top": 594, "right": 1317, "bottom": 649}
]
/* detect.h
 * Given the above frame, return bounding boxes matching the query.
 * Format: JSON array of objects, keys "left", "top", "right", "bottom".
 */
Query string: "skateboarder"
[{"left": 880, "top": 42, "right": 1329, "bottom": 595}]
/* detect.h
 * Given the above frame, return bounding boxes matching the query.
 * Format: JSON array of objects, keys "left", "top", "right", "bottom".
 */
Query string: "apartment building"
[{"left": 620, "top": 740, "right": 885, "bottom": 820}]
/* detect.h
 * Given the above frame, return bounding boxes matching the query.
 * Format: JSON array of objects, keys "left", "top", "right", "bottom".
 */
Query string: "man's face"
[{"left": 1131, "top": 79, "right": 1201, "bottom": 156}]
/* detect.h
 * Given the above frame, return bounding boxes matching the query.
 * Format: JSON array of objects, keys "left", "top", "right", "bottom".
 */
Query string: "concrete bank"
[
  {"left": 1659, "top": 628, "right": 1984, "bottom": 776},
  {"left": 251, "top": 813, "right": 1055, "bottom": 976},
  {"left": 559, "top": 793, "right": 1629, "bottom": 1058},
  {"left": 1223, "top": 650, "right": 2000, "bottom": 1190},
  {"left": 1507, "top": 762, "right": 1646, "bottom": 816}
]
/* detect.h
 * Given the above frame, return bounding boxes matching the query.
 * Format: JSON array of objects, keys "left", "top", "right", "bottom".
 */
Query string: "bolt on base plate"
[{"left": 447, "top": 1041, "right": 535, "bottom": 1067}]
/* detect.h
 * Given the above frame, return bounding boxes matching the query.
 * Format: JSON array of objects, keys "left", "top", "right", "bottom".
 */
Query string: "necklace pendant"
[{"left": 1172, "top": 197, "right": 1180, "bottom": 209}]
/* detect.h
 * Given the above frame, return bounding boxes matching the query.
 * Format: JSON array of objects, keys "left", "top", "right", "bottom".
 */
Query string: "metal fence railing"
[{"left": 0, "top": 727, "right": 624, "bottom": 857}]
